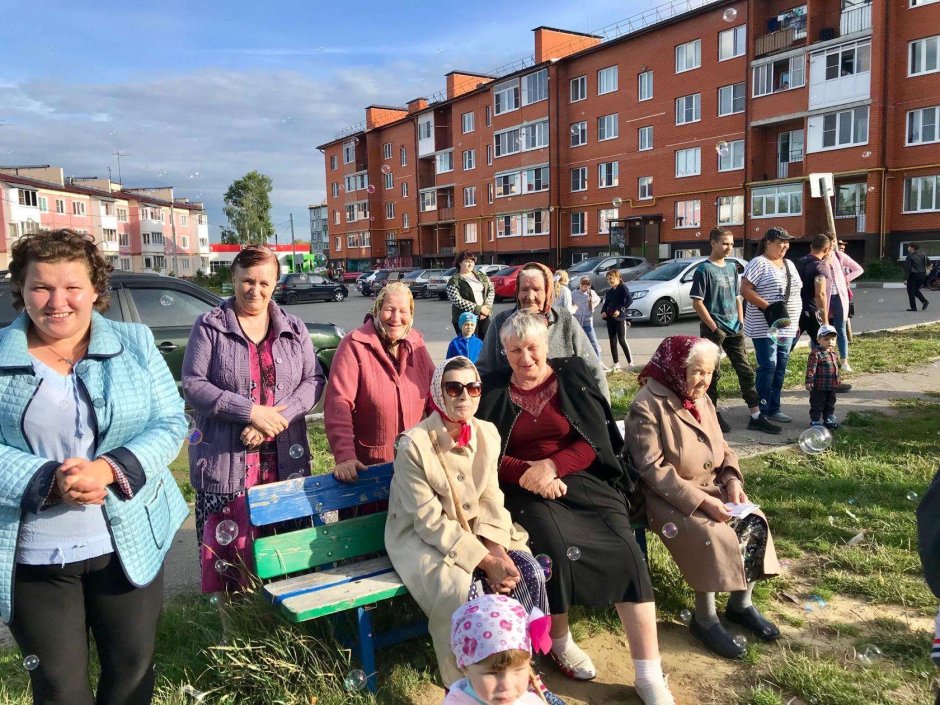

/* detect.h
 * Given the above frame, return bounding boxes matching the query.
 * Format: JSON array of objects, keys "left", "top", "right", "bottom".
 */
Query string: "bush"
[{"left": 858, "top": 257, "right": 904, "bottom": 282}]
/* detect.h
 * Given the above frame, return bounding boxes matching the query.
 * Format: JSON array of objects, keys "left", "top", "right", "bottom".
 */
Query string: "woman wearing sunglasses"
[{"left": 385, "top": 356, "right": 548, "bottom": 690}]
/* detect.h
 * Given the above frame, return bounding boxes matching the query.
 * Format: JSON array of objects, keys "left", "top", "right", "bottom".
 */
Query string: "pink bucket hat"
[{"left": 450, "top": 594, "right": 551, "bottom": 670}]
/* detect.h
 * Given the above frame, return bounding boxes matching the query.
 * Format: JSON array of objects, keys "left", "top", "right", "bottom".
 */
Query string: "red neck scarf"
[{"left": 637, "top": 335, "right": 704, "bottom": 422}]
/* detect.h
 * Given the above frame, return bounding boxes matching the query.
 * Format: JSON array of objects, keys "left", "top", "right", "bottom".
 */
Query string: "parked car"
[
  {"left": 490, "top": 265, "right": 525, "bottom": 302},
  {"left": 476, "top": 264, "right": 504, "bottom": 277},
  {"left": 273, "top": 272, "right": 348, "bottom": 304},
  {"left": 0, "top": 273, "right": 345, "bottom": 382},
  {"left": 566, "top": 255, "right": 653, "bottom": 294},
  {"left": 427, "top": 267, "right": 457, "bottom": 300},
  {"left": 402, "top": 268, "right": 447, "bottom": 299},
  {"left": 355, "top": 271, "right": 378, "bottom": 295},
  {"left": 625, "top": 256, "right": 747, "bottom": 326},
  {"left": 360, "top": 268, "right": 418, "bottom": 297},
  {"left": 343, "top": 270, "right": 368, "bottom": 284}
]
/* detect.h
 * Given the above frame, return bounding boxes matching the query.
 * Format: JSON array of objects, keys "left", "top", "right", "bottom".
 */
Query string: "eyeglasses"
[{"left": 443, "top": 381, "right": 483, "bottom": 398}]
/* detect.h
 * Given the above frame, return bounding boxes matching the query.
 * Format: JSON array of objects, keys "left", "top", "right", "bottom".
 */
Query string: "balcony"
[
  {"left": 99, "top": 239, "right": 119, "bottom": 253},
  {"left": 840, "top": 2, "right": 872, "bottom": 35},
  {"left": 756, "top": 25, "right": 806, "bottom": 57},
  {"left": 437, "top": 206, "right": 454, "bottom": 222}
]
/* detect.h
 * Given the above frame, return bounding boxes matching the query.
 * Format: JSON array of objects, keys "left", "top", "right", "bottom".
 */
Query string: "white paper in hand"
[{"left": 724, "top": 502, "right": 760, "bottom": 519}]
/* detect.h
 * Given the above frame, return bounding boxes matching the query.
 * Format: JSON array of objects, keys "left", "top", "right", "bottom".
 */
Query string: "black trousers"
[
  {"left": 9, "top": 553, "right": 165, "bottom": 705},
  {"left": 908, "top": 274, "right": 928, "bottom": 309},
  {"left": 699, "top": 326, "right": 760, "bottom": 409},
  {"left": 604, "top": 317, "right": 632, "bottom": 364},
  {"left": 451, "top": 309, "right": 489, "bottom": 341},
  {"left": 809, "top": 388, "right": 837, "bottom": 422}
]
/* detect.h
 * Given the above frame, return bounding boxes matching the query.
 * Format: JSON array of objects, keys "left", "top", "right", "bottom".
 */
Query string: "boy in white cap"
[{"left": 805, "top": 324, "right": 841, "bottom": 429}]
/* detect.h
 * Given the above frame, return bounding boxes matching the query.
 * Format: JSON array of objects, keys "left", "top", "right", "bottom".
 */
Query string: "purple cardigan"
[{"left": 181, "top": 298, "right": 325, "bottom": 494}]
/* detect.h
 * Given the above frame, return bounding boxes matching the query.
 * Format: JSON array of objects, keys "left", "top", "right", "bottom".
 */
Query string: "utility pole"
[
  {"left": 112, "top": 150, "right": 128, "bottom": 185},
  {"left": 289, "top": 213, "right": 296, "bottom": 273}
]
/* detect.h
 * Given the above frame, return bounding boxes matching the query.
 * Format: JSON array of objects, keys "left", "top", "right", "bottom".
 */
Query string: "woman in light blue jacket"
[{"left": 0, "top": 229, "right": 188, "bottom": 705}]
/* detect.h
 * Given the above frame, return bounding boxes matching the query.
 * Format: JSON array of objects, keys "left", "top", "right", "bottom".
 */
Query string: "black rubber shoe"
[
  {"left": 716, "top": 412, "right": 731, "bottom": 433},
  {"left": 747, "top": 414, "right": 782, "bottom": 435},
  {"left": 923, "top": 301, "right": 929, "bottom": 311},
  {"left": 689, "top": 616, "right": 747, "bottom": 659},
  {"left": 725, "top": 605, "right": 781, "bottom": 642},
  {"left": 836, "top": 383, "right": 852, "bottom": 393}
]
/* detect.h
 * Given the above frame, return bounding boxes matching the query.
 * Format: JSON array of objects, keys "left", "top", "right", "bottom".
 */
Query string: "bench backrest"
[{"left": 247, "top": 463, "right": 393, "bottom": 581}]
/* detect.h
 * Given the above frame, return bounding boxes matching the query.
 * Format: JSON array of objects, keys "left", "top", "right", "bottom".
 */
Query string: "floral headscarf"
[
  {"left": 637, "top": 335, "right": 705, "bottom": 422},
  {"left": 429, "top": 356, "right": 478, "bottom": 448},
  {"left": 514, "top": 262, "right": 555, "bottom": 315},
  {"left": 371, "top": 281, "right": 414, "bottom": 341},
  {"left": 450, "top": 594, "right": 551, "bottom": 669}
]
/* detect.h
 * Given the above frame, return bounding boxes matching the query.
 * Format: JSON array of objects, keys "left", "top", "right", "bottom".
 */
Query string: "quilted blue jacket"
[{"left": 0, "top": 312, "right": 189, "bottom": 623}]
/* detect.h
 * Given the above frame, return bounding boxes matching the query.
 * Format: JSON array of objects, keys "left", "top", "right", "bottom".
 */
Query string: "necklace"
[{"left": 28, "top": 330, "right": 87, "bottom": 368}]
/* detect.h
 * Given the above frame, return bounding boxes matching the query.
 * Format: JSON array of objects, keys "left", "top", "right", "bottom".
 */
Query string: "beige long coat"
[
  {"left": 385, "top": 411, "right": 529, "bottom": 687},
  {"left": 626, "top": 379, "right": 780, "bottom": 592}
]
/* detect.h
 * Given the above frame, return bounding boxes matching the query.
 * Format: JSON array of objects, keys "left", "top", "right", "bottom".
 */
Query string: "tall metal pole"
[
  {"left": 289, "top": 213, "right": 296, "bottom": 272},
  {"left": 112, "top": 150, "right": 128, "bottom": 184}
]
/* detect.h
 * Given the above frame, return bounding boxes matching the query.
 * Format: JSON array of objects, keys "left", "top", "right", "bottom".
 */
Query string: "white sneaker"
[
  {"left": 611, "top": 362, "right": 622, "bottom": 372},
  {"left": 602, "top": 363, "right": 613, "bottom": 373},
  {"left": 841, "top": 361, "right": 854, "bottom": 373},
  {"left": 549, "top": 636, "right": 597, "bottom": 680}
]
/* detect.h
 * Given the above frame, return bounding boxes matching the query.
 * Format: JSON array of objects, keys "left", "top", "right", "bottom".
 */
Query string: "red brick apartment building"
[{"left": 318, "top": 0, "right": 940, "bottom": 271}]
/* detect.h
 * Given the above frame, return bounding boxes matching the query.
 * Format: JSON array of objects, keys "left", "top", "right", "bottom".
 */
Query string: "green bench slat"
[{"left": 277, "top": 571, "right": 409, "bottom": 622}]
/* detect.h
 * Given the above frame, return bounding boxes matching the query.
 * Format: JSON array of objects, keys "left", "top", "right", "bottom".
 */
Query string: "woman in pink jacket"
[
  {"left": 828, "top": 236, "right": 864, "bottom": 372},
  {"left": 325, "top": 282, "right": 435, "bottom": 482}
]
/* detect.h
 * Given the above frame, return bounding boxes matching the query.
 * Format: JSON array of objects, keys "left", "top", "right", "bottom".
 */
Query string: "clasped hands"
[
  {"left": 477, "top": 543, "right": 519, "bottom": 594},
  {"left": 241, "top": 404, "right": 290, "bottom": 449},
  {"left": 56, "top": 457, "right": 115, "bottom": 506},
  {"left": 519, "top": 459, "right": 567, "bottom": 500}
]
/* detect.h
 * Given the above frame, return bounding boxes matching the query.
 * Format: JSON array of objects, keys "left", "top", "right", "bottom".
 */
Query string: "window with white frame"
[
  {"left": 571, "top": 167, "right": 587, "bottom": 192},
  {"left": 334, "top": 236, "right": 341, "bottom": 251},
  {"left": 496, "top": 214, "right": 521, "bottom": 238},
  {"left": 117, "top": 207, "right": 127, "bottom": 222},
  {"left": 598, "top": 66, "right": 618, "bottom": 94},
  {"left": 570, "top": 75, "right": 587, "bottom": 102},
  {"left": 836, "top": 183, "right": 867, "bottom": 217},
  {"left": 571, "top": 212, "right": 586, "bottom": 236},
  {"left": 181, "top": 259, "right": 191, "bottom": 271},
  {"left": 753, "top": 55, "right": 805, "bottom": 96},
  {"left": 494, "top": 78, "right": 520, "bottom": 114},
  {"left": 485, "top": 105, "right": 492, "bottom": 127},
  {"left": 521, "top": 121, "right": 549, "bottom": 150},
  {"left": 180, "top": 214, "right": 188, "bottom": 227},
  {"left": 718, "top": 140, "right": 745, "bottom": 171},
  {"left": 420, "top": 191, "right": 437, "bottom": 212},
  {"left": 36, "top": 196, "right": 48, "bottom": 212},
  {"left": 331, "top": 183, "right": 339, "bottom": 197},
  {"left": 345, "top": 173, "right": 368, "bottom": 192},
  {"left": 598, "top": 161, "right": 619, "bottom": 188},
  {"left": 638, "top": 70, "right": 653, "bottom": 101},
  {"left": 910, "top": 35, "right": 940, "bottom": 76},
  {"left": 904, "top": 174, "right": 940, "bottom": 212},
  {"left": 463, "top": 149, "right": 476, "bottom": 170},
  {"left": 18, "top": 190, "right": 37, "bottom": 207},
  {"left": 676, "top": 39, "right": 701, "bottom": 72},
  {"left": 524, "top": 210, "right": 549, "bottom": 236},
  {"left": 436, "top": 151, "right": 454, "bottom": 174},
  {"left": 718, "top": 82, "right": 745, "bottom": 115},
  {"left": 403, "top": 213, "right": 410, "bottom": 228},
  {"left": 464, "top": 186, "right": 477, "bottom": 207},
  {"left": 333, "top": 210, "right": 341, "bottom": 225},
  {"left": 55, "top": 198, "right": 65, "bottom": 214},
  {"left": 675, "top": 200, "right": 701, "bottom": 228},
  {"left": 383, "top": 142, "right": 392, "bottom": 159},
  {"left": 522, "top": 69, "right": 548, "bottom": 105},
  {"left": 120, "top": 257, "right": 131, "bottom": 271},
  {"left": 486, "top": 144, "right": 493, "bottom": 165},
  {"left": 401, "top": 181, "right": 409, "bottom": 197},
  {"left": 72, "top": 201, "right": 86, "bottom": 216},
  {"left": 385, "top": 203, "right": 395, "bottom": 219},
  {"left": 495, "top": 129, "right": 520, "bottom": 157},
  {"left": 675, "top": 147, "right": 701, "bottom": 177},
  {"left": 330, "top": 155, "right": 337, "bottom": 170},
  {"left": 907, "top": 105, "right": 940, "bottom": 145},
  {"left": 570, "top": 121, "right": 587, "bottom": 147},
  {"left": 103, "top": 228, "right": 117, "bottom": 242},
  {"left": 119, "top": 232, "right": 130, "bottom": 247},
  {"left": 598, "top": 114, "right": 619, "bottom": 141},
  {"left": 824, "top": 41, "right": 871, "bottom": 80},
  {"left": 153, "top": 256, "right": 166, "bottom": 269},
  {"left": 418, "top": 119, "right": 432, "bottom": 140},
  {"left": 464, "top": 222, "right": 478, "bottom": 243},
  {"left": 752, "top": 183, "right": 803, "bottom": 217},
  {"left": 523, "top": 166, "right": 549, "bottom": 193},
  {"left": 717, "top": 195, "right": 745, "bottom": 225},
  {"left": 821, "top": 106, "right": 869, "bottom": 149},
  {"left": 400, "top": 146, "right": 408, "bottom": 166},
  {"left": 343, "top": 140, "right": 356, "bottom": 164},
  {"left": 638, "top": 176, "right": 653, "bottom": 200},
  {"left": 461, "top": 112, "right": 475, "bottom": 133},
  {"left": 496, "top": 171, "right": 521, "bottom": 197},
  {"left": 598, "top": 208, "right": 618, "bottom": 234},
  {"left": 638, "top": 125, "right": 653, "bottom": 151},
  {"left": 719, "top": 26, "right": 746, "bottom": 61},
  {"left": 911, "top": 0, "right": 940, "bottom": 5},
  {"left": 384, "top": 173, "right": 393, "bottom": 189},
  {"left": 487, "top": 183, "right": 494, "bottom": 203},
  {"left": 180, "top": 235, "right": 189, "bottom": 248},
  {"left": 676, "top": 94, "right": 701, "bottom": 124}
]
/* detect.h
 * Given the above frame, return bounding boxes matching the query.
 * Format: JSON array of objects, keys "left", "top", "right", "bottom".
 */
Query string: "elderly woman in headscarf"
[
  {"left": 477, "top": 262, "right": 608, "bottom": 400},
  {"left": 385, "top": 356, "right": 551, "bottom": 690},
  {"left": 626, "top": 336, "right": 781, "bottom": 660},
  {"left": 325, "top": 281, "right": 435, "bottom": 483}
]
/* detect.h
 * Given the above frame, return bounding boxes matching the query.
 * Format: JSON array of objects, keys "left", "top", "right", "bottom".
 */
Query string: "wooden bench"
[{"left": 246, "top": 463, "right": 426, "bottom": 693}]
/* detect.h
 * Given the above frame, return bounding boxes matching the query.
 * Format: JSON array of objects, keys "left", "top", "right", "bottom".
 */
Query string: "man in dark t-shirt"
[
  {"left": 905, "top": 243, "right": 930, "bottom": 312},
  {"left": 795, "top": 234, "right": 833, "bottom": 347}
]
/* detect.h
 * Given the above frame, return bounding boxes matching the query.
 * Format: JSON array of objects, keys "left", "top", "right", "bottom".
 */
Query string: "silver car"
[
  {"left": 566, "top": 255, "right": 652, "bottom": 294},
  {"left": 625, "top": 256, "right": 748, "bottom": 326}
]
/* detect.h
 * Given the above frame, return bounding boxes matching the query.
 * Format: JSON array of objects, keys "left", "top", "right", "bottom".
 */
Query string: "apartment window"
[
  {"left": 333, "top": 210, "right": 340, "bottom": 225},
  {"left": 400, "top": 146, "right": 408, "bottom": 166},
  {"left": 103, "top": 228, "right": 117, "bottom": 242},
  {"left": 638, "top": 126, "right": 653, "bottom": 151},
  {"left": 343, "top": 140, "right": 355, "bottom": 164},
  {"left": 497, "top": 214, "right": 521, "bottom": 238},
  {"left": 495, "top": 129, "right": 519, "bottom": 157},
  {"left": 180, "top": 235, "right": 189, "bottom": 248},
  {"left": 496, "top": 172, "right": 521, "bottom": 197},
  {"left": 494, "top": 78, "right": 520, "bottom": 114},
  {"left": 180, "top": 214, "right": 188, "bottom": 227},
  {"left": 485, "top": 105, "right": 492, "bottom": 127},
  {"left": 118, "top": 207, "right": 128, "bottom": 221},
  {"left": 120, "top": 257, "right": 131, "bottom": 271},
  {"left": 910, "top": 35, "right": 940, "bottom": 76},
  {"left": 403, "top": 213, "right": 410, "bottom": 228},
  {"left": 836, "top": 183, "right": 867, "bottom": 217},
  {"left": 523, "top": 166, "right": 549, "bottom": 193},
  {"left": 522, "top": 69, "right": 548, "bottom": 105},
  {"left": 463, "top": 149, "right": 476, "bottom": 170},
  {"left": 119, "top": 232, "right": 130, "bottom": 247},
  {"left": 463, "top": 186, "right": 477, "bottom": 207},
  {"left": 420, "top": 191, "right": 437, "bottom": 212},
  {"left": 345, "top": 173, "right": 367, "bottom": 192},
  {"left": 154, "top": 256, "right": 166, "bottom": 269},
  {"left": 384, "top": 172, "right": 393, "bottom": 189},
  {"left": 418, "top": 119, "right": 433, "bottom": 140},
  {"left": 752, "top": 183, "right": 803, "bottom": 217},
  {"left": 676, "top": 94, "right": 701, "bottom": 124},
  {"left": 907, "top": 105, "right": 940, "bottom": 145},
  {"left": 570, "top": 121, "right": 587, "bottom": 147},
  {"left": 824, "top": 41, "right": 871, "bottom": 80},
  {"left": 571, "top": 167, "right": 588, "bottom": 192},
  {"left": 383, "top": 142, "right": 392, "bottom": 159},
  {"left": 524, "top": 210, "right": 549, "bottom": 237},
  {"left": 330, "top": 155, "right": 337, "bottom": 170},
  {"left": 345, "top": 204, "right": 356, "bottom": 222},
  {"left": 675, "top": 200, "right": 701, "bottom": 228},
  {"left": 72, "top": 201, "right": 86, "bottom": 216},
  {"left": 718, "top": 26, "right": 746, "bottom": 61},
  {"left": 571, "top": 212, "right": 586, "bottom": 236},
  {"left": 638, "top": 176, "right": 653, "bottom": 200},
  {"left": 39, "top": 196, "right": 48, "bottom": 212},
  {"left": 55, "top": 198, "right": 65, "bottom": 214},
  {"left": 718, "top": 140, "right": 745, "bottom": 171},
  {"left": 487, "top": 183, "right": 494, "bottom": 204},
  {"left": 598, "top": 114, "right": 619, "bottom": 141},
  {"left": 753, "top": 55, "right": 805, "bottom": 95},
  {"left": 904, "top": 175, "right": 940, "bottom": 212},
  {"left": 461, "top": 112, "right": 475, "bottom": 133},
  {"left": 821, "top": 106, "right": 869, "bottom": 149},
  {"left": 464, "top": 223, "right": 478, "bottom": 244},
  {"left": 598, "top": 208, "right": 618, "bottom": 234},
  {"left": 521, "top": 121, "right": 549, "bottom": 150},
  {"left": 597, "top": 66, "right": 618, "bottom": 95},
  {"left": 181, "top": 259, "right": 190, "bottom": 271},
  {"left": 638, "top": 70, "right": 653, "bottom": 101},
  {"left": 334, "top": 236, "right": 342, "bottom": 251},
  {"left": 598, "top": 161, "right": 619, "bottom": 188},
  {"left": 332, "top": 183, "right": 339, "bottom": 198},
  {"left": 676, "top": 39, "right": 701, "bottom": 72},
  {"left": 486, "top": 144, "right": 493, "bottom": 165},
  {"left": 385, "top": 203, "right": 395, "bottom": 219},
  {"left": 676, "top": 147, "right": 702, "bottom": 177},
  {"left": 401, "top": 182, "right": 409, "bottom": 197},
  {"left": 436, "top": 151, "right": 454, "bottom": 174},
  {"left": 718, "top": 82, "right": 745, "bottom": 115},
  {"left": 104, "top": 202, "right": 115, "bottom": 217},
  {"left": 18, "top": 190, "right": 38, "bottom": 207},
  {"left": 570, "top": 75, "right": 587, "bottom": 102},
  {"left": 717, "top": 195, "right": 745, "bottom": 225}
]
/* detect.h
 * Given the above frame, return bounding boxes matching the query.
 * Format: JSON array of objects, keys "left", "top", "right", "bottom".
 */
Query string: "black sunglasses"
[{"left": 443, "top": 381, "right": 483, "bottom": 398}]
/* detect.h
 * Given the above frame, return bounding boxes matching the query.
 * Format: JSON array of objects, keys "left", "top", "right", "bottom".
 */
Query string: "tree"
[{"left": 222, "top": 171, "right": 275, "bottom": 245}]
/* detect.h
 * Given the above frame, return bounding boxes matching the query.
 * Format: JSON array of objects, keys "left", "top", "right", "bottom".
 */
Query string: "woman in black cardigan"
[
  {"left": 601, "top": 269, "right": 634, "bottom": 371},
  {"left": 446, "top": 251, "right": 494, "bottom": 339}
]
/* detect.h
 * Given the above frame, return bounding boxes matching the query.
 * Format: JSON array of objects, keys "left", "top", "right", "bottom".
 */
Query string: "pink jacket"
[
  {"left": 324, "top": 316, "right": 434, "bottom": 465},
  {"left": 442, "top": 679, "right": 544, "bottom": 705},
  {"left": 830, "top": 250, "right": 864, "bottom": 315}
]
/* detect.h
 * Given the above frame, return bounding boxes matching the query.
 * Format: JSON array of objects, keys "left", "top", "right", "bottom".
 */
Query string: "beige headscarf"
[
  {"left": 371, "top": 281, "right": 415, "bottom": 341},
  {"left": 514, "top": 262, "right": 555, "bottom": 315}
]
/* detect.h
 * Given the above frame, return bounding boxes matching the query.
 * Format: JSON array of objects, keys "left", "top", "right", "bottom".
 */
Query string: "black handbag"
[{"left": 762, "top": 262, "right": 793, "bottom": 327}]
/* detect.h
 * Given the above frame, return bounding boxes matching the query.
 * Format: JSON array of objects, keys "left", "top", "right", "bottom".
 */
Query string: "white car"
[{"left": 625, "top": 257, "right": 748, "bottom": 326}]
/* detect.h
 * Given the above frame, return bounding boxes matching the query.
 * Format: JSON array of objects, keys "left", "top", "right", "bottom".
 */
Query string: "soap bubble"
[
  {"left": 732, "top": 635, "right": 747, "bottom": 648},
  {"left": 158, "top": 169, "right": 168, "bottom": 178},
  {"left": 181, "top": 685, "right": 208, "bottom": 702},
  {"left": 612, "top": 197, "right": 623, "bottom": 208},
  {"left": 208, "top": 594, "right": 220, "bottom": 606},
  {"left": 856, "top": 644, "right": 882, "bottom": 665},
  {"left": 215, "top": 519, "right": 239, "bottom": 547},
  {"left": 535, "top": 553, "right": 553, "bottom": 580},
  {"left": 214, "top": 558, "right": 231, "bottom": 574},
  {"left": 188, "top": 172, "right": 200, "bottom": 180},
  {"left": 394, "top": 435, "right": 410, "bottom": 451},
  {"left": 810, "top": 594, "right": 827, "bottom": 608},
  {"left": 662, "top": 522, "right": 679, "bottom": 539},
  {"left": 679, "top": 609, "right": 692, "bottom": 623},
  {"left": 799, "top": 426, "right": 832, "bottom": 454},
  {"left": 570, "top": 124, "right": 581, "bottom": 136},
  {"left": 723, "top": 7, "right": 738, "bottom": 21},
  {"left": 367, "top": 184, "right": 376, "bottom": 194},
  {"left": 803, "top": 602, "right": 815, "bottom": 613},
  {"left": 344, "top": 668, "right": 368, "bottom": 691},
  {"left": 716, "top": 141, "right": 730, "bottom": 157},
  {"left": 159, "top": 295, "right": 174, "bottom": 306},
  {"left": 768, "top": 319, "right": 791, "bottom": 347},
  {"left": 381, "top": 164, "right": 392, "bottom": 174},
  {"left": 289, "top": 444, "right": 305, "bottom": 459},
  {"left": 861, "top": 150, "right": 871, "bottom": 158},
  {"left": 907, "top": 490, "right": 919, "bottom": 501},
  {"left": 695, "top": 231, "right": 702, "bottom": 238},
  {"left": 188, "top": 428, "right": 204, "bottom": 445},
  {"left": 352, "top": 137, "right": 360, "bottom": 145},
  {"left": 566, "top": 546, "right": 582, "bottom": 561},
  {"left": 280, "top": 115, "right": 293, "bottom": 126},
  {"left": 22, "top": 655, "right": 39, "bottom": 671}
]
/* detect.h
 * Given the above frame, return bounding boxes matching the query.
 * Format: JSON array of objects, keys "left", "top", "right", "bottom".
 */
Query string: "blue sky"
[{"left": 0, "top": 0, "right": 650, "bottom": 241}]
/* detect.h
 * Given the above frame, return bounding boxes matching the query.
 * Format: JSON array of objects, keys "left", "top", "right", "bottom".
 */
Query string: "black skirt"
[{"left": 502, "top": 471, "right": 654, "bottom": 613}]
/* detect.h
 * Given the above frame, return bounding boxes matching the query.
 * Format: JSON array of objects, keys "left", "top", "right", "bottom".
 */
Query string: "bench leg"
[
  {"left": 634, "top": 527, "right": 648, "bottom": 563},
  {"left": 356, "top": 606, "right": 378, "bottom": 694}
]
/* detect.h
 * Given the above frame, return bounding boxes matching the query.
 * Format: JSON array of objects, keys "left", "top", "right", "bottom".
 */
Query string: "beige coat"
[
  {"left": 385, "top": 411, "right": 529, "bottom": 687},
  {"left": 626, "top": 379, "right": 779, "bottom": 592}
]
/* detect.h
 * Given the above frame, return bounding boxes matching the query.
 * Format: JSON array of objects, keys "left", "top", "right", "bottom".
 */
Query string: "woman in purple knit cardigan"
[{"left": 182, "top": 247, "right": 325, "bottom": 597}]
